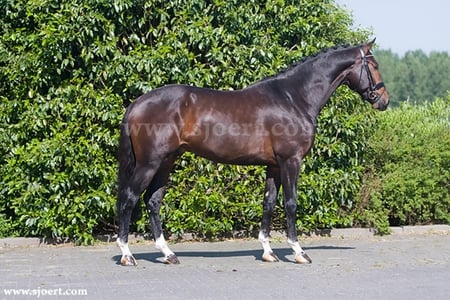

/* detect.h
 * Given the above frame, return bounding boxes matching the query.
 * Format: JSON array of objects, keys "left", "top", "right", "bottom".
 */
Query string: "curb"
[
  {"left": 329, "top": 224, "right": 450, "bottom": 239},
  {"left": 1, "top": 225, "right": 449, "bottom": 249},
  {"left": 0, "top": 237, "right": 43, "bottom": 248}
]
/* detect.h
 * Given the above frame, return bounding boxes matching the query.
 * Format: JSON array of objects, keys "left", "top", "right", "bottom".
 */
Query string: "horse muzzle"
[
  {"left": 372, "top": 96, "right": 389, "bottom": 111},
  {"left": 366, "top": 83, "right": 389, "bottom": 111}
]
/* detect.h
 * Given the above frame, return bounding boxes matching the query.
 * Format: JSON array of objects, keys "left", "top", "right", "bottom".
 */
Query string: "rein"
[{"left": 359, "top": 48, "right": 385, "bottom": 105}]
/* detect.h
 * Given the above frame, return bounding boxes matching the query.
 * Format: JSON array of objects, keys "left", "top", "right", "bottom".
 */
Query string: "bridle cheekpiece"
[{"left": 359, "top": 47, "right": 385, "bottom": 105}]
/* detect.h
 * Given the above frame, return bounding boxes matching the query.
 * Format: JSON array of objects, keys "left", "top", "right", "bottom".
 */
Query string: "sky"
[{"left": 335, "top": 0, "right": 450, "bottom": 55}]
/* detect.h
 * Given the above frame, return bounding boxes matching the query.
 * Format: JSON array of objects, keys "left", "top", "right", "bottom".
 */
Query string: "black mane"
[
  {"left": 290, "top": 44, "right": 352, "bottom": 68},
  {"left": 257, "top": 44, "right": 353, "bottom": 83}
]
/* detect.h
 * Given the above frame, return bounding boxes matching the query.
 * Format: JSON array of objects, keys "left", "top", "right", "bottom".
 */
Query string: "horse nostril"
[{"left": 379, "top": 99, "right": 389, "bottom": 111}]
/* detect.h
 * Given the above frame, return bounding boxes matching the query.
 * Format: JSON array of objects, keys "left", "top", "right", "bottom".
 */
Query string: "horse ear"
[{"left": 363, "top": 38, "right": 376, "bottom": 53}]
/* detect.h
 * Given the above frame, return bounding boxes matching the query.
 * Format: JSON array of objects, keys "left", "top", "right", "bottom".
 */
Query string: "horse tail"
[
  {"left": 117, "top": 105, "right": 143, "bottom": 226},
  {"left": 118, "top": 108, "right": 135, "bottom": 194}
]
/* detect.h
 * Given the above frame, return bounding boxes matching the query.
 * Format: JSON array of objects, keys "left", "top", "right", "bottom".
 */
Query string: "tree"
[
  {"left": 374, "top": 49, "right": 450, "bottom": 106},
  {"left": 0, "top": 0, "right": 372, "bottom": 242}
]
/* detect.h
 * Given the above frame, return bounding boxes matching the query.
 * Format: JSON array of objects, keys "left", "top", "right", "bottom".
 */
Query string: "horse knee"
[
  {"left": 263, "top": 189, "right": 278, "bottom": 212},
  {"left": 147, "top": 201, "right": 161, "bottom": 215},
  {"left": 145, "top": 193, "right": 162, "bottom": 213},
  {"left": 263, "top": 198, "right": 276, "bottom": 211},
  {"left": 285, "top": 199, "right": 297, "bottom": 216},
  {"left": 144, "top": 186, "right": 165, "bottom": 212},
  {"left": 118, "top": 188, "right": 139, "bottom": 212}
]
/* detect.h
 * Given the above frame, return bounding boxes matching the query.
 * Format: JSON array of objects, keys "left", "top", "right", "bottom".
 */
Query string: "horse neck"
[{"left": 287, "top": 48, "right": 357, "bottom": 117}]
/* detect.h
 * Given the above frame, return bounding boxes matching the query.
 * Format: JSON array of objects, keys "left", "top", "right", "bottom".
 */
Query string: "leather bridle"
[{"left": 359, "top": 48, "right": 386, "bottom": 105}]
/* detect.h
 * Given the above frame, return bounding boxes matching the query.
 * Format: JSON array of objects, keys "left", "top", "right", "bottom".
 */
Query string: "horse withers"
[{"left": 116, "top": 39, "right": 389, "bottom": 266}]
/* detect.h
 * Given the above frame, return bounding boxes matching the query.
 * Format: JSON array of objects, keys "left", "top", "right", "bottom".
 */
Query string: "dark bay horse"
[{"left": 117, "top": 39, "right": 389, "bottom": 266}]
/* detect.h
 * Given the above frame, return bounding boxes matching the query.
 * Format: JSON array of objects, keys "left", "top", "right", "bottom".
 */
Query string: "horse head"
[{"left": 344, "top": 38, "right": 390, "bottom": 110}]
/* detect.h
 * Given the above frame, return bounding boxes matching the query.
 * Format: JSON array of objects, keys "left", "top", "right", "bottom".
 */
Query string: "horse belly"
[{"left": 182, "top": 120, "right": 276, "bottom": 165}]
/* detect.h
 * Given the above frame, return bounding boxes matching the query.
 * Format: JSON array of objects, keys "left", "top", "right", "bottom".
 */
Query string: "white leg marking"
[
  {"left": 259, "top": 231, "right": 279, "bottom": 262},
  {"left": 288, "top": 238, "right": 311, "bottom": 263},
  {"left": 117, "top": 237, "right": 132, "bottom": 257},
  {"left": 155, "top": 234, "right": 175, "bottom": 258},
  {"left": 258, "top": 231, "right": 274, "bottom": 255},
  {"left": 287, "top": 238, "right": 305, "bottom": 256}
]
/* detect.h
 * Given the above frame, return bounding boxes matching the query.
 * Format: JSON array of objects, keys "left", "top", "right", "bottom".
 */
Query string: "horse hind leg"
[
  {"left": 144, "top": 155, "right": 180, "bottom": 264},
  {"left": 117, "top": 162, "right": 160, "bottom": 266}
]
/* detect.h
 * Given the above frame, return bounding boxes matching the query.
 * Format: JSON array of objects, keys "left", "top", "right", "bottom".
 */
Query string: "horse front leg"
[
  {"left": 279, "top": 156, "right": 312, "bottom": 264},
  {"left": 259, "top": 167, "right": 281, "bottom": 262}
]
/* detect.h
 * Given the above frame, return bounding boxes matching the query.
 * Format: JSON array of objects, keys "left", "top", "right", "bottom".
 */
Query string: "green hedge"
[
  {"left": 1, "top": 0, "right": 384, "bottom": 243},
  {"left": 360, "top": 96, "right": 450, "bottom": 233}
]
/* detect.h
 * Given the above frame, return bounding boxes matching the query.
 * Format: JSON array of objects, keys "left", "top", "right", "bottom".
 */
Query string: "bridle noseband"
[{"left": 359, "top": 48, "right": 385, "bottom": 105}]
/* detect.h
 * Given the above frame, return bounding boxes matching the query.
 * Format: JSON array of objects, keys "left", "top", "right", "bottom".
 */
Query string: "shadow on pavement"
[{"left": 111, "top": 245, "right": 354, "bottom": 265}]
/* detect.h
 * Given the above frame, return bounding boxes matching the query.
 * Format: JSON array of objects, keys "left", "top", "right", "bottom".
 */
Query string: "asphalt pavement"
[{"left": 1, "top": 226, "right": 449, "bottom": 300}]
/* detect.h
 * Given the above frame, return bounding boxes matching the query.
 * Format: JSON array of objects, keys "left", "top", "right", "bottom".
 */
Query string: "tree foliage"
[
  {"left": 374, "top": 49, "right": 450, "bottom": 107},
  {"left": 1, "top": 0, "right": 377, "bottom": 242}
]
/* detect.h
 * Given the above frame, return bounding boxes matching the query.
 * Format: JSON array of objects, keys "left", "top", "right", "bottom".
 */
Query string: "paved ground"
[{"left": 1, "top": 226, "right": 449, "bottom": 300}]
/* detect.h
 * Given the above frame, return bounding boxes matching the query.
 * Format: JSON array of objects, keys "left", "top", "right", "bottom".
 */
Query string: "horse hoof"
[
  {"left": 164, "top": 254, "right": 180, "bottom": 264},
  {"left": 262, "top": 251, "right": 280, "bottom": 262},
  {"left": 121, "top": 255, "right": 137, "bottom": 266},
  {"left": 295, "top": 252, "right": 312, "bottom": 264}
]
